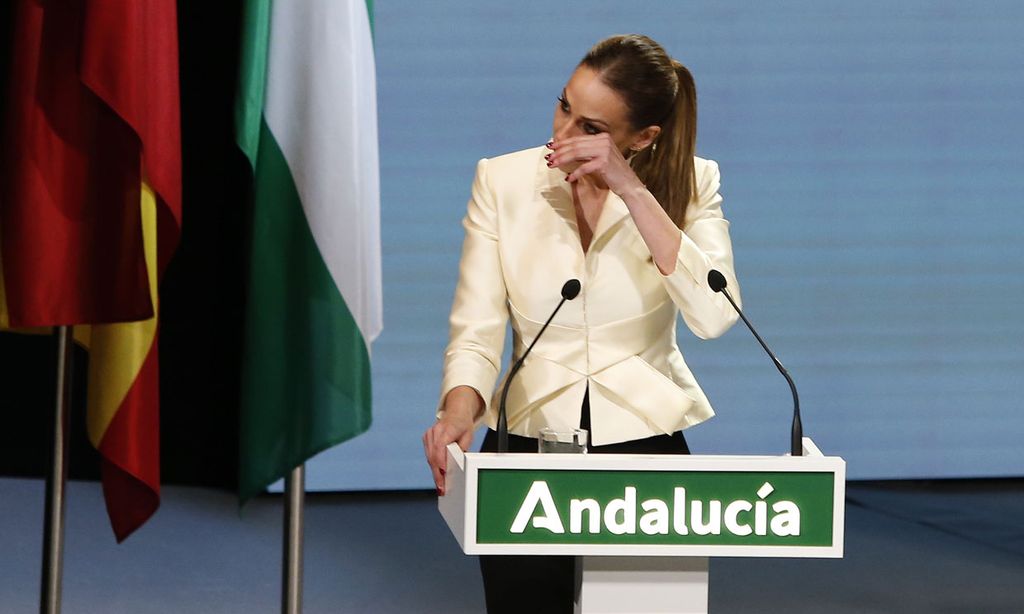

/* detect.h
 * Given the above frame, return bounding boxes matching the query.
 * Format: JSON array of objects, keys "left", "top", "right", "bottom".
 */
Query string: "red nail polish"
[{"left": 546, "top": 140, "right": 554, "bottom": 149}]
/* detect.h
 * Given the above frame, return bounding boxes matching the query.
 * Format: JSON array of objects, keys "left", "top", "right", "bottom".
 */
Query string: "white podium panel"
[
  {"left": 439, "top": 437, "right": 845, "bottom": 613},
  {"left": 577, "top": 556, "right": 709, "bottom": 614}
]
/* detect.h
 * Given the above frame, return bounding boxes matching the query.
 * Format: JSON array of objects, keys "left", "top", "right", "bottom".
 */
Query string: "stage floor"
[{"left": 1, "top": 478, "right": 1022, "bottom": 613}]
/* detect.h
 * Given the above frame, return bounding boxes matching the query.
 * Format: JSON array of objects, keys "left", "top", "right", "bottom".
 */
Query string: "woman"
[{"left": 423, "top": 34, "right": 741, "bottom": 613}]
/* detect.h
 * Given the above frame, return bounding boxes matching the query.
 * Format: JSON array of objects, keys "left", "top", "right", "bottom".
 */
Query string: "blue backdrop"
[{"left": 299, "top": 0, "right": 1023, "bottom": 490}]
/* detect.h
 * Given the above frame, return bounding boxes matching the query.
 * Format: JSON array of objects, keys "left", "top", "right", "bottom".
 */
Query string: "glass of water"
[{"left": 537, "top": 428, "right": 589, "bottom": 454}]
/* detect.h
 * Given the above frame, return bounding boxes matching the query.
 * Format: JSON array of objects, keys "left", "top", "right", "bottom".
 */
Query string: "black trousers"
[{"left": 477, "top": 396, "right": 690, "bottom": 614}]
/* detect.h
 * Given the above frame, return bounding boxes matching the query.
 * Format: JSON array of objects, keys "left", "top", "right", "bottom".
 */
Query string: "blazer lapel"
[
  {"left": 591, "top": 191, "right": 630, "bottom": 248},
  {"left": 535, "top": 152, "right": 631, "bottom": 251},
  {"left": 537, "top": 157, "right": 579, "bottom": 243}
]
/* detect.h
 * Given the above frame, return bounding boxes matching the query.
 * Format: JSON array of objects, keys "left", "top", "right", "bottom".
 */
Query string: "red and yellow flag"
[{"left": 0, "top": 0, "right": 181, "bottom": 541}]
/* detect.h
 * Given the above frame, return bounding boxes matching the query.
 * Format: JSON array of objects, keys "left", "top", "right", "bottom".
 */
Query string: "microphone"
[
  {"left": 708, "top": 270, "right": 804, "bottom": 457},
  {"left": 497, "top": 279, "right": 582, "bottom": 453}
]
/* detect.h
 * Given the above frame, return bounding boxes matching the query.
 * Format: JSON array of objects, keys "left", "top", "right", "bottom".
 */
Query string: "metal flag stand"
[
  {"left": 40, "top": 325, "right": 73, "bottom": 614},
  {"left": 282, "top": 464, "right": 306, "bottom": 614},
  {"left": 39, "top": 330, "right": 309, "bottom": 614}
]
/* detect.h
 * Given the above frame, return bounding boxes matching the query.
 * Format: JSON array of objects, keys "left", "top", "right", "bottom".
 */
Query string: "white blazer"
[{"left": 439, "top": 146, "right": 740, "bottom": 446}]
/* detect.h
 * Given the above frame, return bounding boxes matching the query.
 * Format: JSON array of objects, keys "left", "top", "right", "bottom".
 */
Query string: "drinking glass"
[{"left": 537, "top": 427, "right": 588, "bottom": 454}]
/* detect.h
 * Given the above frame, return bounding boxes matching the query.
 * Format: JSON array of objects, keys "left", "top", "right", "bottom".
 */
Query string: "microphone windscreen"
[
  {"left": 707, "top": 270, "right": 728, "bottom": 293},
  {"left": 561, "top": 279, "right": 582, "bottom": 300}
]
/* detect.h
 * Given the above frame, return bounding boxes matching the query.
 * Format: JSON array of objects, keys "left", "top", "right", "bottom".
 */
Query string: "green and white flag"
[{"left": 234, "top": 0, "right": 382, "bottom": 503}]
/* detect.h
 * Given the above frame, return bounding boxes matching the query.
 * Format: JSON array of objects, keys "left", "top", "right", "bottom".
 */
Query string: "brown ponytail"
[{"left": 580, "top": 36, "right": 698, "bottom": 228}]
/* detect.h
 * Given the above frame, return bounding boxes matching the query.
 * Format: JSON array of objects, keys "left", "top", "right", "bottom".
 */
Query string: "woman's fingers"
[
  {"left": 423, "top": 419, "right": 474, "bottom": 496},
  {"left": 549, "top": 141, "right": 602, "bottom": 166},
  {"left": 422, "top": 425, "right": 445, "bottom": 492},
  {"left": 432, "top": 427, "right": 450, "bottom": 489},
  {"left": 550, "top": 133, "right": 611, "bottom": 149},
  {"left": 554, "top": 134, "right": 638, "bottom": 192},
  {"left": 548, "top": 135, "right": 619, "bottom": 173},
  {"left": 566, "top": 159, "right": 604, "bottom": 183},
  {"left": 430, "top": 428, "right": 450, "bottom": 478}
]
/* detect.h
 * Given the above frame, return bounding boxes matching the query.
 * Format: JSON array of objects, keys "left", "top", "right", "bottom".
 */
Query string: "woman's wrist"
[
  {"left": 441, "top": 385, "right": 484, "bottom": 422},
  {"left": 615, "top": 178, "right": 649, "bottom": 203}
]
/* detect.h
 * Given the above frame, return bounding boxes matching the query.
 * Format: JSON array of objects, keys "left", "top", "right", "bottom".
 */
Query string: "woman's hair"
[{"left": 580, "top": 35, "right": 697, "bottom": 228}]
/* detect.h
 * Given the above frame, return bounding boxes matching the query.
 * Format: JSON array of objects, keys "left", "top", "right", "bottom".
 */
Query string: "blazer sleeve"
[
  {"left": 437, "top": 158, "right": 509, "bottom": 415},
  {"left": 658, "top": 159, "right": 741, "bottom": 339}
]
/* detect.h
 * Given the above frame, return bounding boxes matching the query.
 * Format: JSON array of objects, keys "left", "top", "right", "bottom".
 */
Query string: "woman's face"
[{"left": 551, "top": 66, "right": 648, "bottom": 166}]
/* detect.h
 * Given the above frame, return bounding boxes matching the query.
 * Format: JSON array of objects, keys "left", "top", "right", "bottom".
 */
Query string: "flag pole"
[
  {"left": 282, "top": 463, "right": 305, "bottom": 614},
  {"left": 40, "top": 325, "right": 73, "bottom": 614}
]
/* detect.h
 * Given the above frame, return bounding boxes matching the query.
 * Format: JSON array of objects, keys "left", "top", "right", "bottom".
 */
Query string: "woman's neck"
[
  {"left": 571, "top": 176, "right": 607, "bottom": 254},
  {"left": 572, "top": 174, "right": 608, "bottom": 201}
]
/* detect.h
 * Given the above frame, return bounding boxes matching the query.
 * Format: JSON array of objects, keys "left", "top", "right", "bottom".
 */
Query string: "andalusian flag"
[
  {"left": 0, "top": 0, "right": 181, "bottom": 541},
  {"left": 234, "top": 0, "right": 382, "bottom": 503}
]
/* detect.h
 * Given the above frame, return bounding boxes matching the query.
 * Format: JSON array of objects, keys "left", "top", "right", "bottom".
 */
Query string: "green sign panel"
[{"left": 477, "top": 469, "right": 834, "bottom": 547}]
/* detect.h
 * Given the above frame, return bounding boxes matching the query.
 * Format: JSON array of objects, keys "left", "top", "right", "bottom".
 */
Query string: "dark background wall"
[{"left": 0, "top": 1, "right": 249, "bottom": 490}]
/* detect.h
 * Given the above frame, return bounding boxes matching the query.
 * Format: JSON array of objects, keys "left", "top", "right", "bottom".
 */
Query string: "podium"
[{"left": 439, "top": 438, "right": 845, "bottom": 613}]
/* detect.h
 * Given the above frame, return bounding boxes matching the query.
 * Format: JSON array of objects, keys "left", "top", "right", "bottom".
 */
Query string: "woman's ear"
[{"left": 630, "top": 125, "right": 662, "bottom": 153}]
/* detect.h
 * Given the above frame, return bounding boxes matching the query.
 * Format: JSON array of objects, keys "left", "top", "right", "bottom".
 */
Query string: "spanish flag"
[{"left": 0, "top": 0, "right": 181, "bottom": 541}]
